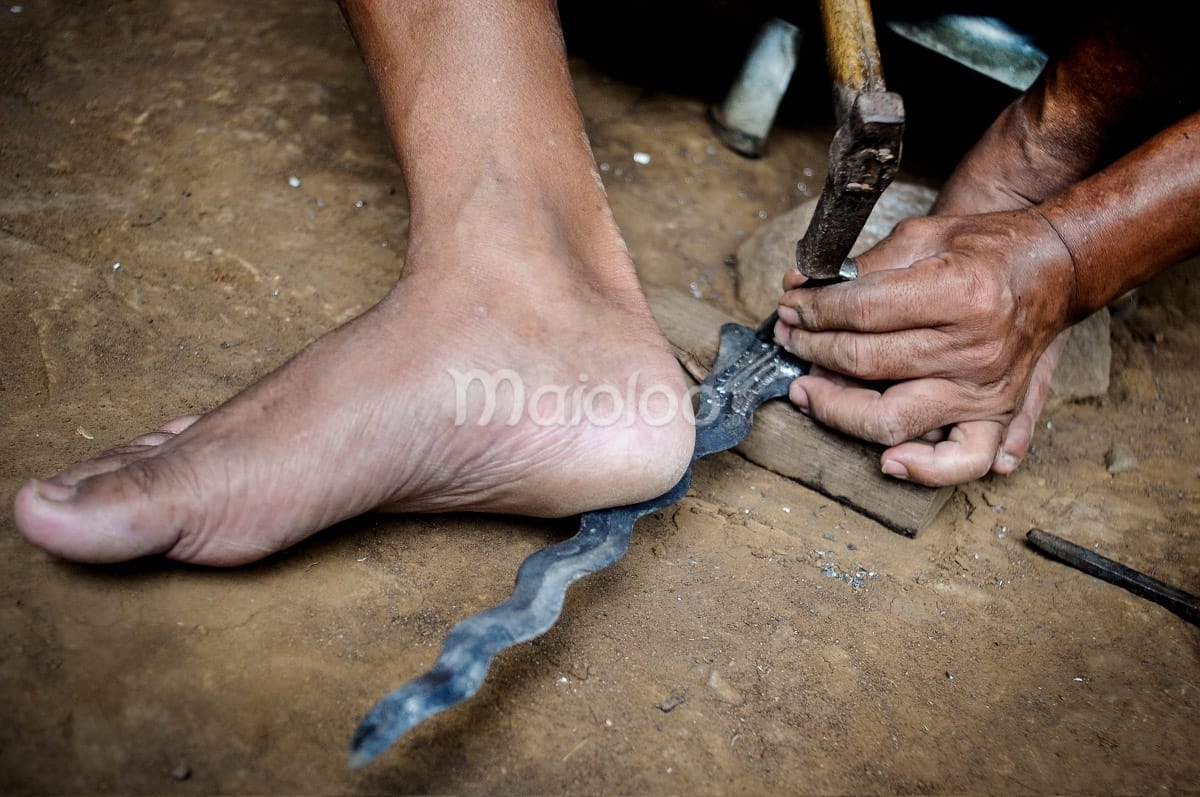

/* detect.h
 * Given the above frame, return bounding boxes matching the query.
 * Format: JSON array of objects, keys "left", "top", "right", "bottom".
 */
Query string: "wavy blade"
[
  {"left": 348, "top": 477, "right": 691, "bottom": 768},
  {"left": 349, "top": 324, "right": 807, "bottom": 767}
]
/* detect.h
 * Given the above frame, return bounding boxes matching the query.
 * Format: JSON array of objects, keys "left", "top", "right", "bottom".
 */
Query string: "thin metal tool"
[
  {"left": 1026, "top": 528, "right": 1200, "bottom": 627},
  {"left": 348, "top": 325, "right": 807, "bottom": 768}
]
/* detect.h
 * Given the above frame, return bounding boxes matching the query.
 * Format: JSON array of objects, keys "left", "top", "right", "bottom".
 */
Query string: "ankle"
[{"left": 403, "top": 175, "right": 642, "bottom": 296}]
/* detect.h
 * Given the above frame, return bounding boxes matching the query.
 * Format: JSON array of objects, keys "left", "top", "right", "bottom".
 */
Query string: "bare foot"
[
  {"left": 12, "top": 189, "right": 695, "bottom": 566},
  {"left": 13, "top": 0, "right": 700, "bottom": 567}
]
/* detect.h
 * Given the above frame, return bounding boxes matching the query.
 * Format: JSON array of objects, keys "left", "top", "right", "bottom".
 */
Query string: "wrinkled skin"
[
  {"left": 775, "top": 11, "right": 1200, "bottom": 487},
  {"left": 12, "top": 0, "right": 696, "bottom": 566}
]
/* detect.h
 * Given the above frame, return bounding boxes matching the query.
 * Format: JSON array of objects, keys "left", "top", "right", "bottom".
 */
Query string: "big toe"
[{"left": 14, "top": 462, "right": 185, "bottom": 564}]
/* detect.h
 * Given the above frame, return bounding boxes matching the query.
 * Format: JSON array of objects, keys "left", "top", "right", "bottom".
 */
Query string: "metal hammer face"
[{"left": 708, "top": 17, "right": 801, "bottom": 159}]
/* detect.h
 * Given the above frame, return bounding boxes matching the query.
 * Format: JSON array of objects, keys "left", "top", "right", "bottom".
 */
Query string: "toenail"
[
  {"left": 882, "top": 459, "right": 909, "bottom": 480},
  {"left": 34, "top": 479, "right": 77, "bottom": 502}
]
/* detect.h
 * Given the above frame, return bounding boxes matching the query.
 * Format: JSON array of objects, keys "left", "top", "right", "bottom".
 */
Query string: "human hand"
[{"left": 774, "top": 208, "right": 1076, "bottom": 486}]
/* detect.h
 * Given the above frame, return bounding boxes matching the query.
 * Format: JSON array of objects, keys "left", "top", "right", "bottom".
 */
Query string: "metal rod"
[{"left": 1026, "top": 528, "right": 1200, "bottom": 627}]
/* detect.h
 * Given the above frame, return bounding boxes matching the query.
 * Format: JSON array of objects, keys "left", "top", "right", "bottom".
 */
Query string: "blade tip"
[{"left": 347, "top": 747, "right": 375, "bottom": 770}]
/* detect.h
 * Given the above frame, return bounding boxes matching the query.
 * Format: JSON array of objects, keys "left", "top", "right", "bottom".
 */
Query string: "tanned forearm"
[
  {"left": 935, "top": 10, "right": 1199, "bottom": 216},
  {"left": 1039, "top": 109, "right": 1200, "bottom": 321}
]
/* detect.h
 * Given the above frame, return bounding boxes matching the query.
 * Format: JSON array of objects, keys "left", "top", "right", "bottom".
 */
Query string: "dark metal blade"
[{"left": 348, "top": 325, "right": 807, "bottom": 768}]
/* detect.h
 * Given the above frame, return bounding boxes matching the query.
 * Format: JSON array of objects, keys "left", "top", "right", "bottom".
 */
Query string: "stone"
[
  {"left": 1105, "top": 444, "right": 1138, "bottom": 474},
  {"left": 1049, "top": 308, "right": 1111, "bottom": 403}
]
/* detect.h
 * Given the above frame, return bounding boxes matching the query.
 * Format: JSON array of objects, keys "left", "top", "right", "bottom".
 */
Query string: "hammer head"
[{"left": 796, "top": 90, "right": 904, "bottom": 280}]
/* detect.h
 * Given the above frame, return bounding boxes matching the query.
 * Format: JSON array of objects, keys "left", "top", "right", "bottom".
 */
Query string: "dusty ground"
[{"left": 2, "top": 2, "right": 1198, "bottom": 795}]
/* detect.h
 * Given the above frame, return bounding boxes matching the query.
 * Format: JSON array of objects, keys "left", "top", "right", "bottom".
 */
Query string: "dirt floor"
[{"left": 2, "top": 2, "right": 1199, "bottom": 795}]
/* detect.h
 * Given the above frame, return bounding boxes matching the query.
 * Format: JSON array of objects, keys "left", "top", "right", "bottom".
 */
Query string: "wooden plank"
[{"left": 647, "top": 288, "right": 953, "bottom": 536}]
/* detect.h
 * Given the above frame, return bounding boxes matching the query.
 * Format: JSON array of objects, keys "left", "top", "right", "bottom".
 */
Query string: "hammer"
[
  {"left": 756, "top": 0, "right": 903, "bottom": 339},
  {"left": 797, "top": 0, "right": 904, "bottom": 283}
]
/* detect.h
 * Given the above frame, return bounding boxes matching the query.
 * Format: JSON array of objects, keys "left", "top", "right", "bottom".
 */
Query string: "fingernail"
[
  {"left": 995, "top": 452, "right": 1021, "bottom": 473},
  {"left": 882, "top": 459, "right": 909, "bottom": 480},
  {"left": 789, "top": 383, "right": 810, "bottom": 413},
  {"left": 34, "top": 479, "right": 76, "bottom": 503},
  {"left": 773, "top": 319, "right": 790, "bottom": 348},
  {"left": 777, "top": 305, "right": 800, "bottom": 325}
]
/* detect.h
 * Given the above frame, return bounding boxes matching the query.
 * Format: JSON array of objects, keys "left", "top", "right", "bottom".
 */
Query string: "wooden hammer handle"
[
  {"left": 820, "top": 0, "right": 887, "bottom": 102},
  {"left": 793, "top": 0, "right": 903, "bottom": 281}
]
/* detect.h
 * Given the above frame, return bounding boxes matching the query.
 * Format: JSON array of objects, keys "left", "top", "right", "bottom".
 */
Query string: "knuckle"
[
  {"left": 842, "top": 289, "right": 873, "bottom": 329},
  {"left": 796, "top": 299, "right": 820, "bottom": 330},
  {"left": 785, "top": 325, "right": 805, "bottom": 354},
  {"left": 845, "top": 335, "right": 889, "bottom": 380},
  {"left": 843, "top": 336, "right": 860, "bottom": 373},
  {"left": 975, "top": 338, "right": 1009, "bottom": 382},
  {"left": 843, "top": 335, "right": 867, "bottom": 375},
  {"left": 957, "top": 269, "right": 1002, "bottom": 315},
  {"left": 866, "top": 409, "right": 910, "bottom": 447},
  {"left": 120, "top": 458, "right": 161, "bottom": 498},
  {"left": 890, "top": 215, "right": 930, "bottom": 242}
]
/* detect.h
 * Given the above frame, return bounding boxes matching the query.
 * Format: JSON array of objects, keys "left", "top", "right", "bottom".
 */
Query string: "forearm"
[
  {"left": 1039, "top": 109, "right": 1200, "bottom": 320},
  {"left": 935, "top": 11, "right": 1198, "bottom": 216}
]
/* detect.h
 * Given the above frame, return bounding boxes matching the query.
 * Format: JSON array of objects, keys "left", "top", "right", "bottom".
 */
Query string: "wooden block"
[{"left": 647, "top": 288, "right": 953, "bottom": 536}]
